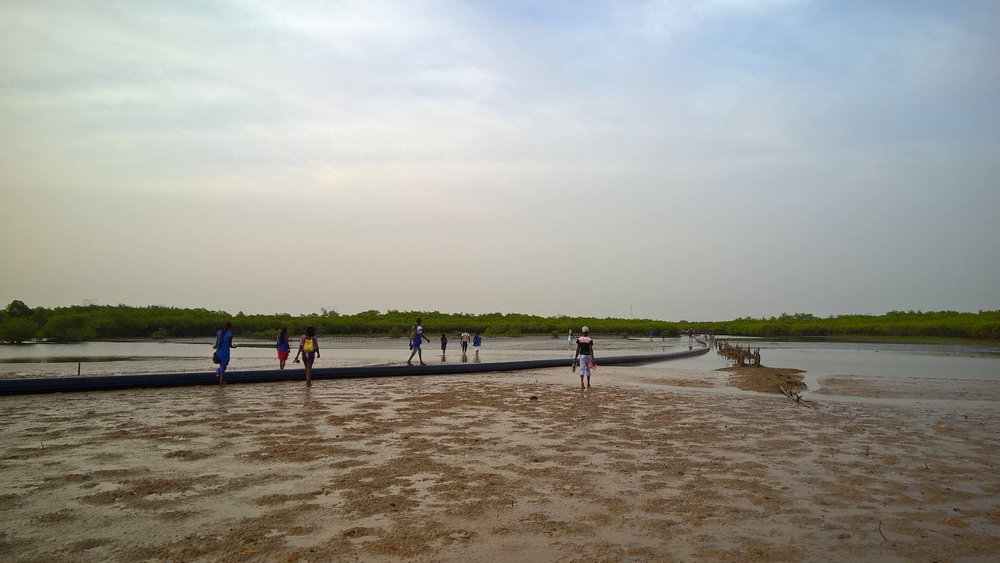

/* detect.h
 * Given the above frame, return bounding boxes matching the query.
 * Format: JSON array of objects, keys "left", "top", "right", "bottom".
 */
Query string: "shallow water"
[
  {"left": 661, "top": 338, "right": 1000, "bottom": 393},
  {"left": 1, "top": 337, "right": 998, "bottom": 395}
]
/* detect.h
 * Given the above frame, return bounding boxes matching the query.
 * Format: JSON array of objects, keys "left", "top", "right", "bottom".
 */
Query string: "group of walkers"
[
  {"left": 406, "top": 318, "right": 481, "bottom": 366},
  {"left": 210, "top": 320, "right": 721, "bottom": 390},
  {"left": 684, "top": 328, "right": 713, "bottom": 341},
  {"left": 212, "top": 323, "right": 321, "bottom": 387},
  {"left": 211, "top": 318, "right": 485, "bottom": 387}
]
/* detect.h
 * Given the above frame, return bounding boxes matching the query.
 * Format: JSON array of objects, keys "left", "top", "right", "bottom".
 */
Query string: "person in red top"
[
  {"left": 294, "top": 325, "right": 320, "bottom": 387},
  {"left": 574, "top": 326, "right": 596, "bottom": 389}
]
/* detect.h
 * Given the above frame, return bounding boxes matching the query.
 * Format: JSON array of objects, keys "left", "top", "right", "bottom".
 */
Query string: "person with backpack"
[
  {"left": 407, "top": 317, "right": 428, "bottom": 366},
  {"left": 574, "top": 326, "right": 596, "bottom": 389},
  {"left": 213, "top": 322, "right": 239, "bottom": 386},
  {"left": 294, "top": 325, "right": 320, "bottom": 386},
  {"left": 276, "top": 327, "right": 290, "bottom": 369}
]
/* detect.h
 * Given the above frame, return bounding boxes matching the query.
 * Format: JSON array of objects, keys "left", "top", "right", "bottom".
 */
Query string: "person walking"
[
  {"left": 472, "top": 332, "right": 482, "bottom": 358},
  {"left": 276, "top": 327, "right": 290, "bottom": 369},
  {"left": 213, "top": 322, "right": 238, "bottom": 386},
  {"left": 440, "top": 333, "right": 448, "bottom": 357},
  {"left": 407, "top": 317, "right": 428, "bottom": 365},
  {"left": 294, "top": 325, "right": 319, "bottom": 387},
  {"left": 574, "top": 326, "right": 595, "bottom": 389},
  {"left": 460, "top": 330, "right": 470, "bottom": 355}
]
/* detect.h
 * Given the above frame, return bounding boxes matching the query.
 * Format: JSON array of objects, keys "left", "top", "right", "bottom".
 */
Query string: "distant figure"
[
  {"left": 574, "top": 326, "right": 595, "bottom": 389},
  {"left": 407, "top": 317, "right": 428, "bottom": 365},
  {"left": 276, "top": 327, "right": 290, "bottom": 369},
  {"left": 294, "top": 325, "right": 319, "bottom": 387},
  {"left": 460, "top": 331, "right": 470, "bottom": 355},
  {"left": 661, "top": 330, "right": 665, "bottom": 342},
  {"left": 440, "top": 333, "right": 448, "bottom": 355},
  {"left": 213, "top": 322, "right": 238, "bottom": 386},
  {"left": 649, "top": 329, "right": 654, "bottom": 342},
  {"left": 568, "top": 329, "right": 573, "bottom": 349},
  {"left": 473, "top": 332, "right": 482, "bottom": 357}
]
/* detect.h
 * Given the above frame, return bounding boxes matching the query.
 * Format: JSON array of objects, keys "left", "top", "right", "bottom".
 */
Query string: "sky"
[{"left": 1, "top": 0, "right": 998, "bottom": 321}]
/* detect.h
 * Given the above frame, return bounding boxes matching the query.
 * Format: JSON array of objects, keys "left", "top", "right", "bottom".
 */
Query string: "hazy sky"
[{"left": 2, "top": 1, "right": 998, "bottom": 320}]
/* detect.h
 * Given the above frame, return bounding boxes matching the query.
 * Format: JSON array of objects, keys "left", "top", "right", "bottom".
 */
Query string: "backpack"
[
  {"left": 212, "top": 329, "right": 224, "bottom": 364},
  {"left": 303, "top": 337, "right": 315, "bottom": 353}
]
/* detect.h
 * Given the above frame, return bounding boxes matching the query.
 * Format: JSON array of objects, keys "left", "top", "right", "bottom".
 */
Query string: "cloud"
[{"left": 1, "top": 0, "right": 998, "bottom": 318}]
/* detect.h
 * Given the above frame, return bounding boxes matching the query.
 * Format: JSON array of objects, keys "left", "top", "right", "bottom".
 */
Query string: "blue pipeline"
[{"left": 0, "top": 345, "right": 709, "bottom": 395}]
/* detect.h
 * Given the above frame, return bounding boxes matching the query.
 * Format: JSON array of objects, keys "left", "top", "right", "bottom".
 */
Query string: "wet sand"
[{"left": 1, "top": 365, "right": 999, "bottom": 562}]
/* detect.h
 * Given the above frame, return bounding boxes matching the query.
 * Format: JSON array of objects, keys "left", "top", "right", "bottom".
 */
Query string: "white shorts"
[
  {"left": 578, "top": 355, "right": 592, "bottom": 377},
  {"left": 473, "top": 345, "right": 480, "bottom": 351}
]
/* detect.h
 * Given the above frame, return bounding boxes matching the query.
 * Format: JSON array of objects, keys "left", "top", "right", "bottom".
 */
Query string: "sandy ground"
[
  {"left": 717, "top": 366, "right": 807, "bottom": 395},
  {"left": 1, "top": 365, "right": 999, "bottom": 563}
]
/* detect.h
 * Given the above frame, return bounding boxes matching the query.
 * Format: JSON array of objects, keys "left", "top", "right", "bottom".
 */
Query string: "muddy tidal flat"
[{"left": 1, "top": 365, "right": 999, "bottom": 562}]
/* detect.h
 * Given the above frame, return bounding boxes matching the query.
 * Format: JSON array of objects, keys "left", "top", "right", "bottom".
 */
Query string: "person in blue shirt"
[
  {"left": 407, "top": 317, "right": 429, "bottom": 366},
  {"left": 276, "top": 327, "right": 290, "bottom": 369},
  {"left": 473, "top": 332, "right": 482, "bottom": 358},
  {"left": 214, "top": 322, "right": 239, "bottom": 386}
]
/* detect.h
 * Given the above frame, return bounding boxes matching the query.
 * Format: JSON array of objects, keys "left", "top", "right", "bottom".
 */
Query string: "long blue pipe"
[{"left": 0, "top": 345, "right": 710, "bottom": 395}]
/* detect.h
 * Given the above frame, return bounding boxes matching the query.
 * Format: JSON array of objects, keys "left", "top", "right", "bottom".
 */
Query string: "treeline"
[
  {"left": 0, "top": 300, "right": 684, "bottom": 342},
  {"left": 698, "top": 311, "right": 1000, "bottom": 340},
  {"left": 0, "top": 300, "right": 998, "bottom": 343}
]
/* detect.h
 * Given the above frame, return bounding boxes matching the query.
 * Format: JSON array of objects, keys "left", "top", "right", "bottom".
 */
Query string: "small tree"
[
  {"left": 39, "top": 313, "right": 96, "bottom": 342},
  {"left": 0, "top": 318, "right": 37, "bottom": 343},
  {"left": 6, "top": 300, "right": 31, "bottom": 319}
]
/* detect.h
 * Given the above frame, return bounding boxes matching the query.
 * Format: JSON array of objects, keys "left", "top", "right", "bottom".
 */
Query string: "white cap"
[{"left": 582, "top": 326, "right": 589, "bottom": 332}]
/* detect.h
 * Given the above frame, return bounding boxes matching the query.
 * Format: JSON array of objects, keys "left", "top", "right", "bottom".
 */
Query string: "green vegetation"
[
  {"left": 0, "top": 300, "right": 997, "bottom": 343},
  {"left": 698, "top": 311, "right": 1000, "bottom": 340}
]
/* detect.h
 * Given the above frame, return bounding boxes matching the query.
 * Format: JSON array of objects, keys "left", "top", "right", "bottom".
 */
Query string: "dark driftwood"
[{"left": 715, "top": 340, "right": 761, "bottom": 366}]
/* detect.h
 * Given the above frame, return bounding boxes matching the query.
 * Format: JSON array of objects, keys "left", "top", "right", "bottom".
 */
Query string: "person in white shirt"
[{"left": 574, "top": 326, "right": 596, "bottom": 389}]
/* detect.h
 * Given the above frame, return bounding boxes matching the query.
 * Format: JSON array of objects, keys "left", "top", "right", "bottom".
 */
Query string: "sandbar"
[{"left": 1, "top": 365, "right": 998, "bottom": 562}]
